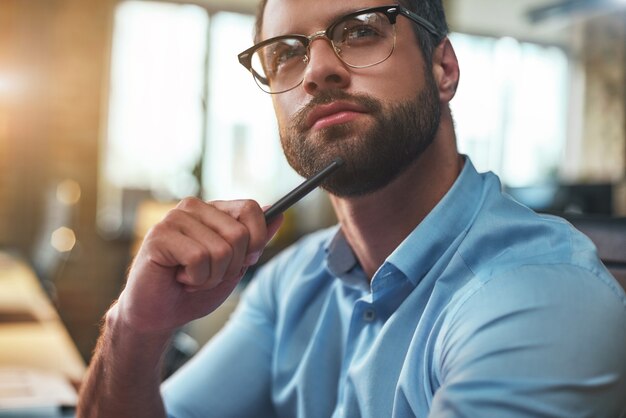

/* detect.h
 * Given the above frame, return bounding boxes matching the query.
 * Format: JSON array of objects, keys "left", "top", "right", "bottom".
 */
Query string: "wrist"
[
  {"left": 107, "top": 292, "right": 176, "bottom": 338},
  {"left": 77, "top": 303, "right": 170, "bottom": 418},
  {"left": 105, "top": 303, "right": 173, "bottom": 368}
]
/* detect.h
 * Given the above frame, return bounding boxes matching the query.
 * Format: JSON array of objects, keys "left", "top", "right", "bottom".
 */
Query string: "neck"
[{"left": 330, "top": 111, "right": 463, "bottom": 279}]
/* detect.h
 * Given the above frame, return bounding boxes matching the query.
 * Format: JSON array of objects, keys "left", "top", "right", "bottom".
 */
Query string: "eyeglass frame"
[{"left": 237, "top": 4, "right": 445, "bottom": 94}]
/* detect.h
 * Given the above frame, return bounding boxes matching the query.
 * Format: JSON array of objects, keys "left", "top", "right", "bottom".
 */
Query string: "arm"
[
  {"left": 76, "top": 198, "right": 283, "bottom": 418},
  {"left": 76, "top": 304, "right": 171, "bottom": 418}
]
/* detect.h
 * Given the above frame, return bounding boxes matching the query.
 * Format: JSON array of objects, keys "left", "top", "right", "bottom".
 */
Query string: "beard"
[{"left": 279, "top": 73, "right": 441, "bottom": 197}]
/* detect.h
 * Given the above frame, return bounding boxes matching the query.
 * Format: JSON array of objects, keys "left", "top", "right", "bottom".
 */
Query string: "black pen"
[{"left": 264, "top": 157, "right": 345, "bottom": 224}]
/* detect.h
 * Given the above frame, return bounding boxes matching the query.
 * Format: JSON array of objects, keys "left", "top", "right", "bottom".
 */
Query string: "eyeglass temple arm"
[{"left": 396, "top": 7, "right": 445, "bottom": 40}]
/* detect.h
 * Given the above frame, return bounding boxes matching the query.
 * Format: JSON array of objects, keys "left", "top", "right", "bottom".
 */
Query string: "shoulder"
[
  {"left": 445, "top": 197, "right": 626, "bottom": 373},
  {"left": 432, "top": 260, "right": 626, "bottom": 416},
  {"left": 460, "top": 176, "right": 623, "bottom": 296},
  {"left": 430, "top": 180, "right": 626, "bottom": 415},
  {"left": 444, "top": 262, "right": 626, "bottom": 345}
]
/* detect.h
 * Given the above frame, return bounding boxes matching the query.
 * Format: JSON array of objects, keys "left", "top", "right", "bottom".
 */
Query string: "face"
[{"left": 261, "top": 0, "right": 442, "bottom": 197}]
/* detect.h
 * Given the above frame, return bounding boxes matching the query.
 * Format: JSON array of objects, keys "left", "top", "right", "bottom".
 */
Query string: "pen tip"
[{"left": 333, "top": 157, "right": 345, "bottom": 167}]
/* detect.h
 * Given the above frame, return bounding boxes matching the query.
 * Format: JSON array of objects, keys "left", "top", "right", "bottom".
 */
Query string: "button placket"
[{"left": 363, "top": 308, "right": 376, "bottom": 322}]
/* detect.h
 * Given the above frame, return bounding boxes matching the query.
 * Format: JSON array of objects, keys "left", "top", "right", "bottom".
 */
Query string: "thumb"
[
  {"left": 243, "top": 212, "right": 284, "bottom": 266},
  {"left": 260, "top": 204, "right": 285, "bottom": 242},
  {"left": 265, "top": 212, "right": 284, "bottom": 242}
]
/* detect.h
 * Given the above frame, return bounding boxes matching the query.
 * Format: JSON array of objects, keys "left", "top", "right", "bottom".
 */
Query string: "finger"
[
  {"left": 217, "top": 200, "right": 283, "bottom": 268},
  {"left": 211, "top": 200, "right": 267, "bottom": 252},
  {"left": 210, "top": 199, "right": 269, "bottom": 268},
  {"left": 154, "top": 206, "right": 235, "bottom": 287},
  {"left": 178, "top": 198, "right": 256, "bottom": 281},
  {"left": 239, "top": 214, "right": 284, "bottom": 269},
  {"left": 184, "top": 262, "right": 250, "bottom": 293},
  {"left": 145, "top": 220, "right": 216, "bottom": 287},
  {"left": 266, "top": 212, "right": 284, "bottom": 240}
]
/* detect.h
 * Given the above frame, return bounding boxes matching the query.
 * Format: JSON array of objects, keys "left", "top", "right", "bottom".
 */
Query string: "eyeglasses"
[{"left": 238, "top": 5, "right": 443, "bottom": 94}]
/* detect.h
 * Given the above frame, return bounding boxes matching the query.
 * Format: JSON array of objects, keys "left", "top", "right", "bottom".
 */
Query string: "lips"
[{"left": 305, "top": 101, "right": 369, "bottom": 131}]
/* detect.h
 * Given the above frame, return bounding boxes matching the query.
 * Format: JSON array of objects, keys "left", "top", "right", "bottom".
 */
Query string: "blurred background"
[{"left": 0, "top": 0, "right": 624, "bottom": 377}]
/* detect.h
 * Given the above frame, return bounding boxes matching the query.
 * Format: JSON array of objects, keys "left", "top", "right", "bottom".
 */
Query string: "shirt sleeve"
[
  {"left": 161, "top": 266, "right": 279, "bottom": 418},
  {"left": 429, "top": 264, "right": 626, "bottom": 418}
]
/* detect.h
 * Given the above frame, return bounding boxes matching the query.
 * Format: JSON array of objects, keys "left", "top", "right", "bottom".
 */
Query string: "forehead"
[{"left": 261, "top": 0, "right": 395, "bottom": 40}]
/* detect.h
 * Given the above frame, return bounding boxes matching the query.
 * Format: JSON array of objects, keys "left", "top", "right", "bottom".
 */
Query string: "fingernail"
[{"left": 244, "top": 251, "right": 262, "bottom": 265}]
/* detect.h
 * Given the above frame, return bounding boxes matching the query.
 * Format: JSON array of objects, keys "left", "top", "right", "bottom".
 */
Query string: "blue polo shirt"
[{"left": 162, "top": 159, "right": 626, "bottom": 417}]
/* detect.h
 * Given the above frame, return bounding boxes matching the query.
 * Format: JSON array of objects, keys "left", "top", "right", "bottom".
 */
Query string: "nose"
[{"left": 302, "top": 37, "right": 350, "bottom": 95}]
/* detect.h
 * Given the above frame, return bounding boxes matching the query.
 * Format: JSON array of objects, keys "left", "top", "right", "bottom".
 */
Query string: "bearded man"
[{"left": 77, "top": 0, "right": 626, "bottom": 417}]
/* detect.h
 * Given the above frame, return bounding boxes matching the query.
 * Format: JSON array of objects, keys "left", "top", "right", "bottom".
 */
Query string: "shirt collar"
[
  {"left": 387, "top": 157, "right": 484, "bottom": 286},
  {"left": 325, "top": 228, "right": 369, "bottom": 290},
  {"left": 324, "top": 157, "right": 485, "bottom": 289}
]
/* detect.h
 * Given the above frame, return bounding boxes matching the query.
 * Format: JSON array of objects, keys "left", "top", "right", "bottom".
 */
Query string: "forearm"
[
  {"left": 76, "top": 199, "right": 280, "bottom": 417},
  {"left": 77, "top": 303, "right": 172, "bottom": 418}
]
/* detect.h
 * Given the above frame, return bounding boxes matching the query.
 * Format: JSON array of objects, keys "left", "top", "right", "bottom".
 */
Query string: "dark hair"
[
  {"left": 253, "top": 0, "right": 449, "bottom": 65},
  {"left": 397, "top": 0, "right": 449, "bottom": 65}
]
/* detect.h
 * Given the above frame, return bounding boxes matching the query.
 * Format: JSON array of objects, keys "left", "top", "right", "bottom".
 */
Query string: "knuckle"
[
  {"left": 155, "top": 215, "right": 182, "bottom": 235},
  {"left": 187, "top": 246, "right": 209, "bottom": 266},
  {"left": 148, "top": 221, "right": 169, "bottom": 237},
  {"left": 177, "top": 196, "right": 203, "bottom": 211},
  {"left": 212, "top": 241, "right": 233, "bottom": 262},
  {"left": 239, "top": 199, "right": 260, "bottom": 213},
  {"left": 163, "top": 206, "right": 188, "bottom": 223},
  {"left": 227, "top": 223, "right": 250, "bottom": 244},
  {"left": 229, "top": 199, "right": 259, "bottom": 219},
  {"left": 144, "top": 223, "right": 159, "bottom": 237}
]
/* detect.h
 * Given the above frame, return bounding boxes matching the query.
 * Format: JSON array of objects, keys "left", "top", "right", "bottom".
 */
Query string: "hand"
[{"left": 114, "top": 198, "right": 283, "bottom": 335}]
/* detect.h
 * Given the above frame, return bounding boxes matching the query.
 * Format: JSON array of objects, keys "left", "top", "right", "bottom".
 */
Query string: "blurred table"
[{"left": 0, "top": 251, "right": 84, "bottom": 413}]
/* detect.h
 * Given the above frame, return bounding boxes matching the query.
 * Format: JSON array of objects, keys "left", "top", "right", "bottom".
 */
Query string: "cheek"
[
  {"left": 362, "top": 39, "right": 428, "bottom": 100},
  {"left": 352, "top": 74, "right": 421, "bottom": 106},
  {"left": 353, "top": 57, "right": 426, "bottom": 102},
  {"left": 272, "top": 94, "right": 301, "bottom": 132}
]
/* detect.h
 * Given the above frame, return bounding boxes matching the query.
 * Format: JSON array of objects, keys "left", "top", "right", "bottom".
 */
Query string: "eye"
[
  {"left": 266, "top": 41, "right": 306, "bottom": 75},
  {"left": 334, "top": 13, "right": 386, "bottom": 46},
  {"left": 345, "top": 25, "right": 380, "bottom": 42}
]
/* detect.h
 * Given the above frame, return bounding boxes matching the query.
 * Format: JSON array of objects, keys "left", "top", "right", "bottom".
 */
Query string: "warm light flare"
[
  {"left": 0, "top": 73, "right": 22, "bottom": 97},
  {"left": 56, "top": 179, "right": 81, "bottom": 205},
  {"left": 0, "top": 76, "right": 9, "bottom": 94},
  {"left": 50, "top": 227, "right": 76, "bottom": 253}
]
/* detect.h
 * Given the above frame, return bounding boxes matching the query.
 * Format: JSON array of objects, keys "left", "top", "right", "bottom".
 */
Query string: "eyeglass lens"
[{"left": 250, "top": 10, "right": 396, "bottom": 93}]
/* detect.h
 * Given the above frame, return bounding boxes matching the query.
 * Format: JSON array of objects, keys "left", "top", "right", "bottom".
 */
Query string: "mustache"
[{"left": 290, "top": 89, "right": 383, "bottom": 133}]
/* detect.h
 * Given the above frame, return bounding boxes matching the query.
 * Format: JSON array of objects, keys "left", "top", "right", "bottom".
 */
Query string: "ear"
[{"left": 431, "top": 38, "right": 460, "bottom": 103}]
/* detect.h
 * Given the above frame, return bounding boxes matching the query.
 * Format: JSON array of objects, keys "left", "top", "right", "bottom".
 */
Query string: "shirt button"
[{"left": 363, "top": 308, "right": 376, "bottom": 322}]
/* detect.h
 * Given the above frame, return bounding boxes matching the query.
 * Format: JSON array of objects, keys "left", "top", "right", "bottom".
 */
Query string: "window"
[
  {"left": 105, "top": 1, "right": 208, "bottom": 198},
  {"left": 100, "top": 2, "right": 299, "bottom": 236},
  {"left": 450, "top": 34, "right": 569, "bottom": 187},
  {"left": 100, "top": 4, "right": 570, "bottom": 235},
  {"left": 202, "top": 12, "right": 299, "bottom": 201}
]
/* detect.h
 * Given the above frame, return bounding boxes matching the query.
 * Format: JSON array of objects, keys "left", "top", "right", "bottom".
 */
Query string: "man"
[{"left": 77, "top": 0, "right": 626, "bottom": 416}]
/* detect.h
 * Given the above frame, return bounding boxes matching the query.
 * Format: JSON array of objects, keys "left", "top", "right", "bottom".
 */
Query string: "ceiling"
[
  {"left": 447, "top": 0, "right": 626, "bottom": 45},
  {"left": 447, "top": 0, "right": 572, "bottom": 44},
  {"left": 200, "top": 0, "right": 626, "bottom": 45}
]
